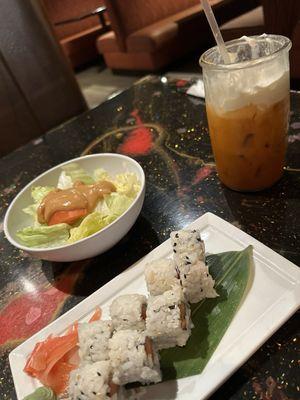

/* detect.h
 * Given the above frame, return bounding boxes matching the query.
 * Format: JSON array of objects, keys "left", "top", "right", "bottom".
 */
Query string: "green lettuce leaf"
[
  {"left": 113, "top": 173, "right": 141, "bottom": 198},
  {"left": 22, "top": 186, "right": 54, "bottom": 224},
  {"left": 62, "top": 163, "right": 94, "bottom": 185},
  {"left": 103, "top": 193, "right": 134, "bottom": 217},
  {"left": 68, "top": 212, "right": 116, "bottom": 243},
  {"left": 93, "top": 168, "right": 109, "bottom": 182},
  {"left": 31, "top": 186, "right": 54, "bottom": 203},
  {"left": 16, "top": 223, "right": 70, "bottom": 248},
  {"left": 57, "top": 171, "right": 73, "bottom": 189},
  {"left": 68, "top": 192, "right": 134, "bottom": 243},
  {"left": 23, "top": 204, "right": 38, "bottom": 218}
]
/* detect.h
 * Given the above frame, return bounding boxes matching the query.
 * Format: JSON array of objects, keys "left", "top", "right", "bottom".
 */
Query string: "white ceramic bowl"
[{"left": 4, "top": 154, "right": 145, "bottom": 262}]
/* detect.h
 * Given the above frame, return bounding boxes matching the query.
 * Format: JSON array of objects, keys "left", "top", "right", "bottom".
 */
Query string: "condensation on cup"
[{"left": 200, "top": 35, "right": 292, "bottom": 192}]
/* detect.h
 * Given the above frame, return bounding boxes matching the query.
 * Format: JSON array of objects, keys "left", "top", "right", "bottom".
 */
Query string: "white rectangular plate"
[{"left": 10, "top": 212, "right": 300, "bottom": 400}]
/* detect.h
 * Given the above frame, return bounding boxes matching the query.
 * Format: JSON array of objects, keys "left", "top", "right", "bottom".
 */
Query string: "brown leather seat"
[
  {"left": 42, "top": 0, "right": 108, "bottom": 68},
  {"left": 97, "top": 0, "right": 261, "bottom": 71},
  {"left": 0, "top": 0, "right": 87, "bottom": 156}
]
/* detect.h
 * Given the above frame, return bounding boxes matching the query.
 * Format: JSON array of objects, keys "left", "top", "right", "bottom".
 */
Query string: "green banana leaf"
[{"left": 160, "top": 246, "right": 253, "bottom": 380}]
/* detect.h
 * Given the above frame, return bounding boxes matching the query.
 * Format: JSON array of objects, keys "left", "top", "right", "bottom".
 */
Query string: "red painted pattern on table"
[
  {"left": 118, "top": 110, "right": 153, "bottom": 155},
  {"left": 0, "top": 262, "right": 85, "bottom": 347},
  {"left": 192, "top": 165, "right": 214, "bottom": 185},
  {"left": 176, "top": 79, "right": 188, "bottom": 87}
]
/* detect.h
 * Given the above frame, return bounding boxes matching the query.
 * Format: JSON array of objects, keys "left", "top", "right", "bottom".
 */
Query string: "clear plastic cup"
[{"left": 200, "top": 35, "right": 292, "bottom": 191}]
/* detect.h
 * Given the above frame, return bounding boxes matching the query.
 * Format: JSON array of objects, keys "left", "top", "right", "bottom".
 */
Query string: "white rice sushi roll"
[
  {"left": 110, "top": 294, "right": 147, "bottom": 331},
  {"left": 144, "top": 258, "right": 180, "bottom": 296},
  {"left": 171, "top": 229, "right": 217, "bottom": 303},
  {"left": 109, "top": 330, "right": 161, "bottom": 385},
  {"left": 179, "top": 260, "right": 218, "bottom": 303},
  {"left": 146, "top": 286, "right": 192, "bottom": 349},
  {"left": 69, "top": 360, "right": 122, "bottom": 400},
  {"left": 170, "top": 229, "right": 205, "bottom": 266},
  {"left": 78, "top": 320, "right": 113, "bottom": 364}
]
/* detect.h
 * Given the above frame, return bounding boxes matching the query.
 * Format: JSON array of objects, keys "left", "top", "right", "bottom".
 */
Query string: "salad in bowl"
[{"left": 4, "top": 154, "right": 145, "bottom": 261}]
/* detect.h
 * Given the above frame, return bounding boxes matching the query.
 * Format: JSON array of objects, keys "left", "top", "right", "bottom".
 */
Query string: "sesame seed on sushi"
[
  {"left": 171, "top": 229, "right": 217, "bottom": 303},
  {"left": 146, "top": 286, "right": 192, "bottom": 350},
  {"left": 78, "top": 320, "right": 113, "bottom": 364},
  {"left": 179, "top": 260, "right": 218, "bottom": 303},
  {"left": 69, "top": 360, "right": 122, "bottom": 399},
  {"left": 170, "top": 229, "right": 205, "bottom": 267},
  {"left": 109, "top": 330, "right": 161, "bottom": 386},
  {"left": 144, "top": 258, "right": 180, "bottom": 296},
  {"left": 110, "top": 294, "right": 147, "bottom": 331}
]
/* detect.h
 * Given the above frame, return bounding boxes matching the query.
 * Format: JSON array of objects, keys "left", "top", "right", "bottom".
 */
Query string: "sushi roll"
[
  {"left": 144, "top": 258, "right": 180, "bottom": 296},
  {"left": 146, "top": 286, "right": 192, "bottom": 349},
  {"left": 110, "top": 294, "right": 147, "bottom": 331},
  {"left": 170, "top": 229, "right": 205, "bottom": 266},
  {"left": 69, "top": 360, "right": 122, "bottom": 400},
  {"left": 179, "top": 260, "right": 218, "bottom": 303},
  {"left": 109, "top": 330, "right": 161, "bottom": 386},
  {"left": 78, "top": 320, "right": 113, "bottom": 363},
  {"left": 171, "top": 229, "right": 217, "bottom": 303}
]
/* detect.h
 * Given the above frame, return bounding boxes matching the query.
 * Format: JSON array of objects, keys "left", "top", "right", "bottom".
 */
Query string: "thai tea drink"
[{"left": 200, "top": 35, "right": 291, "bottom": 191}]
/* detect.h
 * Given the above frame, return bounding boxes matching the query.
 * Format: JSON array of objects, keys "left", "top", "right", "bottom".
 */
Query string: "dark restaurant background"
[{"left": 1, "top": 0, "right": 300, "bottom": 156}]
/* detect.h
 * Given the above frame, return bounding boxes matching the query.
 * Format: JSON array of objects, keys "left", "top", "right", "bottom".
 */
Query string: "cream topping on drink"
[
  {"left": 204, "top": 35, "right": 290, "bottom": 114},
  {"left": 210, "top": 70, "right": 289, "bottom": 114}
]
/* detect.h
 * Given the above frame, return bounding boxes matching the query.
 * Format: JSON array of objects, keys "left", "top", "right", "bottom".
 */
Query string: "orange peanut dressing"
[{"left": 37, "top": 180, "right": 116, "bottom": 224}]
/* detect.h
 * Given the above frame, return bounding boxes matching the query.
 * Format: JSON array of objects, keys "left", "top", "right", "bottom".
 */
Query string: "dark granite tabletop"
[{"left": 0, "top": 75, "right": 299, "bottom": 400}]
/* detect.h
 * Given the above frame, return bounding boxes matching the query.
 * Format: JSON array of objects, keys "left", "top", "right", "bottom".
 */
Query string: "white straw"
[{"left": 201, "top": 0, "right": 230, "bottom": 64}]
